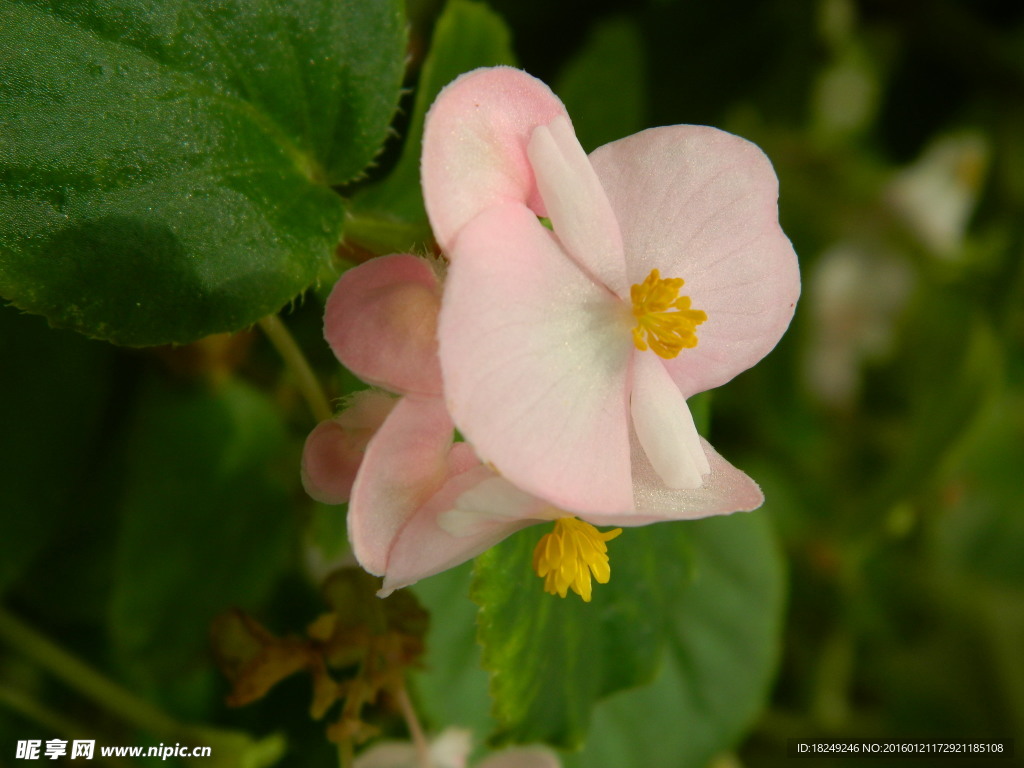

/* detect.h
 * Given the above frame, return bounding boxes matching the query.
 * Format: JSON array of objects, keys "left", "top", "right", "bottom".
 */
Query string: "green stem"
[
  {"left": 0, "top": 683, "right": 84, "bottom": 738},
  {"left": 810, "top": 627, "right": 854, "bottom": 731},
  {"left": 0, "top": 684, "right": 131, "bottom": 768},
  {"left": 338, "top": 740, "right": 354, "bottom": 768},
  {"left": 0, "top": 609, "right": 183, "bottom": 740},
  {"left": 258, "top": 314, "right": 333, "bottom": 423},
  {"left": 980, "top": 591, "right": 1024, "bottom": 739}
]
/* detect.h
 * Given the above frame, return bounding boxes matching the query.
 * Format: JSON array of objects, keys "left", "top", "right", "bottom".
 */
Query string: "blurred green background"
[{"left": 2, "top": 0, "right": 1023, "bottom": 766}]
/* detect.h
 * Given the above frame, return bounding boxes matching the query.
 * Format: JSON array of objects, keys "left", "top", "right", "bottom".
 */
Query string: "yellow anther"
[
  {"left": 531, "top": 518, "right": 622, "bottom": 602},
  {"left": 630, "top": 268, "right": 707, "bottom": 359}
]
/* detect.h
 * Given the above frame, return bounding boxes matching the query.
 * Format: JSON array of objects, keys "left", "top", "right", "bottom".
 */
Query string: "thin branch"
[
  {"left": 0, "top": 609, "right": 181, "bottom": 739},
  {"left": 258, "top": 314, "right": 333, "bottom": 423},
  {"left": 396, "top": 684, "right": 430, "bottom": 768}
]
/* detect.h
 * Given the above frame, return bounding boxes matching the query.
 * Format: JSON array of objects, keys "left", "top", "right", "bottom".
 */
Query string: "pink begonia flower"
[
  {"left": 422, "top": 66, "right": 800, "bottom": 514},
  {"left": 301, "top": 254, "right": 468, "bottom": 580},
  {"left": 307, "top": 254, "right": 770, "bottom": 602},
  {"left": 304, "top": 255, "right": 546, "bottom": 596},
  {"left": 354, "top": 727, "right": 560, "bottom": 768},
  {"left": 301, "top": 248, "right": 445, "bottom": 508}
]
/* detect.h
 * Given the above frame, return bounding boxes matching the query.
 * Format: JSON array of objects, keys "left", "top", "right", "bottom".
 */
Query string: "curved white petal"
[
  {"left": 439, "top": 476, "right": 560, "bottom": 538},
  {"left": 630, "top": 352, "right": 709, "bottom": 489},
  {"left": 527, "top": 116, "right": 627, "bottom": 295}
]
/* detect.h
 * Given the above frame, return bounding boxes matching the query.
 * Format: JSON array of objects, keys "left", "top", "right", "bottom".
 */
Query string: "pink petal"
[
  {"left": 379, "top": 467, "right": 547, "bottom": 597},
  {"left": 438, "top": 202, "right": 634, "bottom": 514},
  {"left": 589, "top": 125, "right": 800, "bottom": 397},
  {"left": 348, "top": 395, "right": 454, "bottom": 576},
  {"left": 630, "top": 351, "right": 709, "bottom": 490},
  {"left": 301, "top": 390, "right": 397, "bottom": 504},
  {"left": 351, "top": 742, "right": 417, "bottom": 768},
  {"left": 324, "top": 254, "right": 443, "bottom": 397},
  {"left": 421, "top": 67, "right": 569, "bottom": 253},
  {"left": 527, "top": 116, "right": 627, "bottom": 294},
  {"left": 582, "top": 436, "right": 763, "bottom": 527},
  {"left": 437, "top": 475, "right": 558, "bottom": 538},
  {"left": 479, "top": 747, "right": 563, "bottom": 768}
]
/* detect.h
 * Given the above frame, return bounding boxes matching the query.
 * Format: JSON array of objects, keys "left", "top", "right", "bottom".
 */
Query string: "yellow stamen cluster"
[
  {"left": 531, "top": 517, "right": 623, "bottom": 602},
  {"left": 630, "top": 268, "right": 707, "bottom": 359}
]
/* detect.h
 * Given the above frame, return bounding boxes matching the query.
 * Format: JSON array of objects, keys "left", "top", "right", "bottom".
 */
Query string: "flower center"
[
  {"left": 630, "top": 269, "right": 707, "bottom": 359},
  {"left": 531, "top": 517, "right": 622, "bottom": 602}
]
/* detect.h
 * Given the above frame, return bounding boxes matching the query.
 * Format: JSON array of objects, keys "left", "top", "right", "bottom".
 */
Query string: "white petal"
[
  {"left": 429, "top": 728, "right": 473, "bottom": 768},
  {"left": 630, "top": 352, "right": 710, "bottom": 489},
  {"left": 527, "top": 116, "right": 627, "bottom": 296},
  {"left": 439, "top": 476, "right": 559, "bottom": 538}
]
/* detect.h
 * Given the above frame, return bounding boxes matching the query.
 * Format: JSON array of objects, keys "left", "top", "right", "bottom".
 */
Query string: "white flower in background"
[
  {"left": 804, "top": 243, "right": 913, "bottom": 406},
  {"left": 354, "top": 727, "right": 560, "bottom": 768},
  {"left": 887, "top": 131, "right": 990, "bottom": 259}
]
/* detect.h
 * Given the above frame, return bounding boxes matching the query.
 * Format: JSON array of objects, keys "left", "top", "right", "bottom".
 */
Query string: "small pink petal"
[
  {"left": 348, "top": 395, "right": 454, "bottom": 576},
  {"left": 421, "top": 67, "right": 569, "bottom": 253},
  {"left": 583, "top": 436, "right": 763, "bottom": 526},
  {"left": 527, "top": 116, "right": 627, "bottom": 294},
  {"left": 301, "top": 391, "right": 397, "bottom": 504},
  {"left": 351, "top": 742, "right": 417, "bottom": 768},
  {"left": 630, "top": 351, "right": 709, "bottom": 490},
  {"left": 324, "top": 254, "right": 443, "bottom": 396},
  {"left": 378, "top": 467, "right": 544, "bottom": 597},
  {"left": 438, "top": 202, "right": 634, "bottom": 514},
  {"left": 478, "top": 747, "right": 562, "bottom": 768},
  {"left": 590, "top": 125, "right": 800, "bottom": 397}
]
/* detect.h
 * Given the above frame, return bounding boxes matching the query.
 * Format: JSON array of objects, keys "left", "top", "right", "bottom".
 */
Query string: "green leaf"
[
  {"left": 0, "top": 0, "right": 405, "bottom": 345},
  {"left": 555, "top": 17, "right": 648, "bottom": 152},
  {"left": 412, "top": 563, "right": 494, "bottom": 736},
  {"left": 0, "top": 305, "right": 112, "bottom": 592},
  {"left": 110, "top": 376, "right": 296, "bottom": 714},
  {"left": 471, "top": 521, "right": 691, "bottom": 748},
  {"left": 347, "top": 0, "right": 516, "bottom": 252},
  {"left": 566, "top": 513, "right": 785, "bottom": 768}
]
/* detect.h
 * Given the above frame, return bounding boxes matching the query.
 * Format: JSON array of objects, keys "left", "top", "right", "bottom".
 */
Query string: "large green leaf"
[
  {"left": 471, "top": 521, "right": 690, "bottom": 749},
  {"left": 109, "top": 376, "right": 296, "bottom": 714},
  {"left": 566, "top": 513, "right": 785, "bottom": 768},
  {"left": 0, "top": 0, "right": 405, "bottom": 345},
  {"left": 347, "top": 0, "right": 515, "bottom": 253},
  {"left": 412, "top": 562, "right": 494, "bottom": 737}
]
